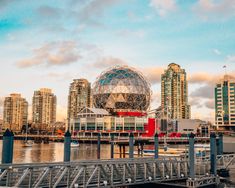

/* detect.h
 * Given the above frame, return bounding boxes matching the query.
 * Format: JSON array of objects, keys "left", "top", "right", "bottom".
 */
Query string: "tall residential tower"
[
  {"left": 215, "top": 75, "right": 235, "bottom": 131},
  {"left": 3, "top": 93, "right": 28, "bottom": 131},
  {"left": 161, "top": 63, "right": 190, "bottom": 119},
  {"left": 32, "top": 88, "right": 56, "bottom": 127},
  {"left": 67, "top": 79, "right": 91, "bottom": 125}
]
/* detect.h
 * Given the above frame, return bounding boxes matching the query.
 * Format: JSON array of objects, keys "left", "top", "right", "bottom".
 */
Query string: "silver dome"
[{"left": 92, "top": 66, "right": 151, "bottom": 112}]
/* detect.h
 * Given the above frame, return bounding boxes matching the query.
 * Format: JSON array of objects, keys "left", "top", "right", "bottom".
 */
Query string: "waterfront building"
[
  {"left": 3, "top": 93, "right": 28, "bottom": 132},
  {"left": 32, "top": 88, "right": 56, "bottom": 128},
  {"left": 161, "top": 63, "right": 190, "bottom": 120},
  {"left": 71, "top": 107, "right": 148, "bottom": 137},
  {"left": 215, "top": 75, "right": 235, "bottom": 131},
  {"left": 67, "top": 79, "right": 91, "bottom": 126}
]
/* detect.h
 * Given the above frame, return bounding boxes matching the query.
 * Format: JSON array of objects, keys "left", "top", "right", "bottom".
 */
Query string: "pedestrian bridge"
[
  {"left": 0, "top": 155, "right": 225, "bottom": 188},
  {"left": 0, "top": 157, "right": 188, "bottom": 187},
  {"left": 197, "top": 154, "right": 235, "bottom": 170}
]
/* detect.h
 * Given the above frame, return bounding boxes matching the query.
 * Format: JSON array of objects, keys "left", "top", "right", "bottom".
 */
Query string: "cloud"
[
  {"left": 143, "top": 67, "right": 164, "bottom": 84},
  {"left": 193, "top": 0, "right": 235, "bottom": 20},
  {"left": 190, "top": 85, "right": 214, "bottom": 99},
  {"left": 227, "top": 55, "right": 235, "bottom": 62},
  {"left": 93, "top": 57, "right": 127, "bottom": 69},
  {"left": 17, "top": 41, "right": 82, "bottom": 68},
  {"left": 37, "top": 5, "right": 62, "bottom": 18},
  {"left": 149, "top": 0, "right": 177, "bottom": 16},
  {"left": 188, "top": 72, "right": 215, "bottom": 84},
  {"left": 189, "top": 96, "right": 203, "bottom": 108},
  {"left": 93, "top": 57, "right": 163, "bottom": 85},
  {"left": 0, "top": 97, "right": 4, "bottom": 106},
  {"left": 57, "top": 105, "right": 67, "bottom": 121},
  {"left": 205, "top": 99, "right": 215, "bottom": 109},
  {"left": 0, "top": 97, "right": 4, "bottom": 119},
  {"left": 117, "top": 29, "right": 146, "bottom": 38},
  {"left": 78, "top": 0, "right": 123, "bottom": 25},
  {"left": 45, "top": 72, "right": 81, "bottom": 81},
  {"left": 213, "top": 49, "right": 221, "bottom": 55},
  {"left": 150, "top": 92, "right": 161, "bottom": 107},
  {"left": 0, "top": 0, "right": 15, "bottom": 9}
]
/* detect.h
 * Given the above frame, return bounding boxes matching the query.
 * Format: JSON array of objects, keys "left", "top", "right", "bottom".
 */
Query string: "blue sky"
[{"left": 0, "top": 0, "right": 235, "bottom": 122}]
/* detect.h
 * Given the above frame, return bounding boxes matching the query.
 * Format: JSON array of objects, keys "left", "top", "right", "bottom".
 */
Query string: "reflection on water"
[
  {"left": 0, "top": 140, "right": 120, "bottom": 163},
  {"left": 0, "top": 138, "right": 234, "bottom": 186}
]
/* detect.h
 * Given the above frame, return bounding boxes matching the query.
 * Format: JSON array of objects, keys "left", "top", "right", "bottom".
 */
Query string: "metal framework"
[
  {"left": 0, "top": 155, "right": 233, "bottom": 187},
  {"left": 92, "top": 66, "right": 151, "bottom": 112},
  {"left": 0, "top": 158, "right": 187, "bottom": 188},
  {"left": 196, "top": 154, "right": 235, "bottom": 170}
]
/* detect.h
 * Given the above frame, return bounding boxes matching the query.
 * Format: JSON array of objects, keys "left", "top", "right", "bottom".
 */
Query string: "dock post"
[
  {"left": 218, "top": 133, "right": 223, "bottom": 155},
  {"left": 64, "top": 130, "right": 71, "bottom": 162},
  {"left": 140, "top": 144, "right": 144, "bottom": 157},
  {"left": 119, "top": 145, "right": 122, "bottom": 158},
  {"left": 154, "top": 133, "right": 159, "bottom": 159},
  {"left": 129, "top": 132, "right": 134, "bottom": 158},
  {"left": 210, "top": 132, "right": 217, "bottom": 175},
  {"left": 123, "top": 146, "right": 126, "bottom": 158},
  {"left": 97, "top": 133, "right": 101, "bottom": 159},
  {"left": 189, "top": 133, "right": 195, "bottom": 179},
  {"left": 110, "top": 134, "right": 114, "bottom": 159},
  {"left": 2, "top": 129, "right": 14, "bottom": 164}
]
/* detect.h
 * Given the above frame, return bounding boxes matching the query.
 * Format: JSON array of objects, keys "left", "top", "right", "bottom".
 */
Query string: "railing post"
[
  {"left": 110, "top": 134, "right": 114, "bottom": 159},
  {"left": 210, "top": 132, "right": 217, "bottom": 175},
  {"left": 218, "top": 133, "right": 223, "bottom": 155},
  {"left": 154, "top": 133, "right": 159, "bottom": 159},
  {"left": 129, "top": 132, "right": 134, "bottom": 158},
  {"left": 97, "top": 133, "right": 101, "bottom": 159},
  {"left": 64, "top": 130, "right": 71, "bottom": 162},
  {"left": 189, "top": 133, "right": 195, "bottom": 179},
  {"left": 2, "top": 129, "right": 14, "bottom": 164}
]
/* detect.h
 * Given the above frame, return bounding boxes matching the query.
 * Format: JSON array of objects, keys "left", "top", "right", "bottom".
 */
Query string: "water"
[
  {"left": 0, "top": 138, "right": 234, "bottom": 187},
  {"left": 0, "top": 140, "right": 120, "bottom": 163}
]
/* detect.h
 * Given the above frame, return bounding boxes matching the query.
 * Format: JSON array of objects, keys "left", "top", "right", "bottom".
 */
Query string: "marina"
[{"left": 0, "top": 131, "right": 234, "bottom": 187}]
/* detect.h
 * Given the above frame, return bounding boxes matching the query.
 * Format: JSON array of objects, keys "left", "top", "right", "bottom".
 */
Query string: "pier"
[
  {"left": 0, "top": 130, "right": 234, "bottom": 187},
  {"left": 0, "top": 134, "right": 210, "bottom": 144}
]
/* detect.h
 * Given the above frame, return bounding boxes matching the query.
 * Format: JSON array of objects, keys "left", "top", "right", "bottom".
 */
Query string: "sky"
[{"left": 0, "top": 0, "right": 235, "bottom": 122}]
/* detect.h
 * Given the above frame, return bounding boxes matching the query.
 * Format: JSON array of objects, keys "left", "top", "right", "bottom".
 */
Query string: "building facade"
[
  {"left": 32, "top": 88, "right": 56, "bottom": 127},
  {"left": 161, "top": 63, "right": 190, "bottom": 119},
  {"left": 71, "top": 107, "right": 148, "bottom": 137},
  {"left": 67, "top": 79, "right": 91, "bottom": 125},
  {"left": 3, "top": 93, "right": 28, "bottom": 132},
  {"left": 215, "top": 75, "right": 235, "bottom": 130}
]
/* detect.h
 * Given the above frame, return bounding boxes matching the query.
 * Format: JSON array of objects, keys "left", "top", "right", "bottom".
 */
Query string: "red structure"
[
  {"left": 116, "top": 111, "right": 147, "bottom": 117},
  {"left": 142, "top": 118, "right": 157, "bottom": 137}
]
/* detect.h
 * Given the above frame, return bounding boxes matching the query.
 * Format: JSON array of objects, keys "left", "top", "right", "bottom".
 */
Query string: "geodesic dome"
[{"left": 92, "top": 66, "right": 151, "bottom": 112}]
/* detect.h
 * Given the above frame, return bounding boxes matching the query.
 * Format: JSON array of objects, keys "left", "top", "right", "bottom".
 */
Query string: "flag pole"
[{"left": 223, "top": 65, "right": 227, "bottom": 75}]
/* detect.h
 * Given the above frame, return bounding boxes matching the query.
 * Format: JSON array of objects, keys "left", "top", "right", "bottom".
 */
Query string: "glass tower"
[
  {"left": 3, "top": 93, "right": 28, "bottom": 132},
  {"left": 161, "top": 63, "right": 190, "bottom": 120},
  {"left": 215, "top": 75, "right": 235, "bottom": 129},
  {"left": 67, "top": 79, "right": 91, "bottom": 126}
]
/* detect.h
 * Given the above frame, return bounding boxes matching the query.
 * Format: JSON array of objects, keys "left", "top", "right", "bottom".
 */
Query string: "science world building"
[{"left": 69, "top": 66, "right": 155, "bottom": 137}]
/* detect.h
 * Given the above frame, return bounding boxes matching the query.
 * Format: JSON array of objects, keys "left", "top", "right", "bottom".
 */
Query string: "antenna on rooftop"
[{"left": 223, "top": 65, "right": 227, "bottom": 75}]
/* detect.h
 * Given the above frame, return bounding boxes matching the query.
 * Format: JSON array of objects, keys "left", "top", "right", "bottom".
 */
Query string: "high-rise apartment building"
[
  {"left": 3, "top": 93, "right": 28, "bottom": 131},
  {"left": 215, "top": 75, "right": 235, "bottom": 130},
  {"left": 67, "top": 79, "right": 91, "bottom": 124},
  {"left": 161, "top": 63, "right": 190, "bottom": 119},
  {"left": 32, "top": 88, "right": 56, "bottom": 126}
]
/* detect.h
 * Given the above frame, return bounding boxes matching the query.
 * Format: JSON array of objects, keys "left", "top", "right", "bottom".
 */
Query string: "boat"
[
  {"left": 22, "top": 124, "right": 33, "bottom": 147},
  {"left": 23, "top": 140, "right": 33, "bottom": 147},
  {"left": 143, "top": 148, "right": 186, "bottom": 155},
  {"left": 133, "top": 151, "right": 182, "bottom": 157},
  {"left": 71, "top": 141, "right": 79, "bottom": 147}
]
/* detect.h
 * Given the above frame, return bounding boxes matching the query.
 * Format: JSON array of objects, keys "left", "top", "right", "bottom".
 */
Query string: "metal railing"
[{"left": 0, "top": 157, "right": 189, "bottom": 187}]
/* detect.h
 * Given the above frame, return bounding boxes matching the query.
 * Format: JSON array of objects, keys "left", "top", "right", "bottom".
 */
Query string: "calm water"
[
  {"left": 0, "top": 137, "right": 234, "bottom": 187},
  {"left": 0, "top": 140, "right": 120, "bottom": 163}
]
